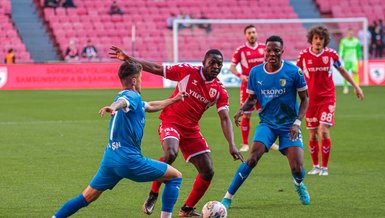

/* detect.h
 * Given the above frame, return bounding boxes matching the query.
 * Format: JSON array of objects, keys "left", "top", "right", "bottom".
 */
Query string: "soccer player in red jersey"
[
  {"left": 296, "top": 26, "right": 364, "bottom": 176},
  {"left": 109, "top": 46, "right": 244, "bottom": 216},
  {"left": 230, "top": 25, "right": 271, "bottom": 152}
]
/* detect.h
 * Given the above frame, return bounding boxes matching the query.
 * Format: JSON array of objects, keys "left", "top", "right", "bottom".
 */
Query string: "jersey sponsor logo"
[
  {"left": 261, "top": 88, "right": 286, "bottom": 97},
  {"left": 189, "top": 89, "right": 209, "bottom": 104},
  {"left": 248, "top": 58, "right": 265, "bottom": 63},
  {"left": 306, "top": 66, "right": 330, "bottom": 72},
  {"left": 322, "top": 56, "right": 329, "bottom": 64},
  {"left": 0, "top": 67, "right": 8, "bottom": 88},
  {"left": 209, "top": 88, "right": 217, "bottom": 98},
  {"left": 279, "top": 79, "right": 286, "bottom": 87}
]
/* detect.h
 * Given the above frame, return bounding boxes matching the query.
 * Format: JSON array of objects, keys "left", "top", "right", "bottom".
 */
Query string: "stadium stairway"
[
  {"left": 289, "top": 0, "right": 337, "bottom": 49},
  {"left": 10, "top": 0, "right": 58, "bottom": 62}
]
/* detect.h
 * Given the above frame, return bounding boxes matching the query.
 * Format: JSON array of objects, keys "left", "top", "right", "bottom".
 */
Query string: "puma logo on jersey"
[{"left": 257, "top": 81, "right": 263, "bottom": 85}]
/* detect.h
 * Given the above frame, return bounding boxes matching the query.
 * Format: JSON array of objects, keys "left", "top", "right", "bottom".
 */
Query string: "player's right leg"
[
  {"left": 53, "top": 164, "right": 119, "bottom": 218},
  {"left": 144, "top": 123, "right": 181, "bottom": 215},
  {"left": 222, "top": 124, "right": 274, "bottom": 209},
  {"left": 306, "top": 104, "right": 321, "bottom": 175}
]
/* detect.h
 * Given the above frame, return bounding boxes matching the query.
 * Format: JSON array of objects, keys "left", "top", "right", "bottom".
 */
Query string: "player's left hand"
[
  {"left": 109, "top": 46, "right": 129, "bottom": 61},
  {"left": 289, "top": 124, "right": 300, "bottom": 141},
  {"left": 354, "top": 87, "right": 364, "bottom": 101},
  {"left": 99, "top": 106, "right": 116, "bottom": 117},
  {"left": 230, "top": 145, "right": 244, "bottom": 162}
]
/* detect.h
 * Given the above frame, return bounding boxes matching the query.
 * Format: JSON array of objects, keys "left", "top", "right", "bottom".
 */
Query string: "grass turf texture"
[{"left": 0, "top": 87, "right": 384, "bottom": 217}]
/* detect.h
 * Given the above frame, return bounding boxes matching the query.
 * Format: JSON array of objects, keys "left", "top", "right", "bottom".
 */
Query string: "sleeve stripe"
[{"left": 163, "top": 64, "right": 167, "bottom": 78}]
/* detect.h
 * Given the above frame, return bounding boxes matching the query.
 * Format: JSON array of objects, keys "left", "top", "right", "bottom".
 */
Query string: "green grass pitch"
[{"left": 0, "top": 87, "right": 384, "bottom": 217}]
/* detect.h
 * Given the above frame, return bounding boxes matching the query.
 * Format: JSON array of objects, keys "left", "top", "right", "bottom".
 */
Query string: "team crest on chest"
[
  {"left": 322, "top": 56, "right": 329, "bottom": 64},
  {"left": 209, "top": 88, "right": 217, "bottom": 98},
  {"left": 279, "top": 79, "right": 286, "bottom": 87}
]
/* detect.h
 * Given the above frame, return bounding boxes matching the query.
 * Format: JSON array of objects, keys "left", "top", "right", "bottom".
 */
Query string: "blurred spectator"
[
  {"left": 166, "top": 13, "right": 176, "bottom": 30},
  {"left": 4, "top": 49, "right": 15, "bottom": 64},
  {"left": 369, "top": 21, "right": 377, "bottom": 56},
  {"left": 358, "top": 27, "right": 371, "bottom": 53},
  {"left": 60, "top": 0, "right": 76, "bottom": 8},
  {"left": 374, "top": 25, "right": 383, "bottom": 58},
  {"left": 82, "top": 39, "right": 98, "bottom": 60},
  {"left": 44, "top": 0, "right": 59, "bottom": 8},
  {"left": 65, "top": 40, "right": 79, "bottom": 62},
  {"left": 109, "top": 1, "right": 123, "bottom": 15},
  {"left": 178, "top": 11, "right": 191, "bottom": 30},
  {"left": 198, "top": 11, "right": 212, "bottom": 34}
]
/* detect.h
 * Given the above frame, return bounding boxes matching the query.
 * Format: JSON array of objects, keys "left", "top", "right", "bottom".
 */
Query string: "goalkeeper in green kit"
[{"left": 339, "top": 28, "right": 362, "bottom": 94}]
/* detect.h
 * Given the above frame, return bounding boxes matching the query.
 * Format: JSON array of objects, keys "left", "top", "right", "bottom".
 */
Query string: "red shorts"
[
  {"left": 158, "top": 122, "right": 210, "bottom": 162},
  {"left": 306, "top": 101, "right": 336, "bottom": 129},
  {"left": 240, "top": 82, "right": 261, "bottom": 113}
]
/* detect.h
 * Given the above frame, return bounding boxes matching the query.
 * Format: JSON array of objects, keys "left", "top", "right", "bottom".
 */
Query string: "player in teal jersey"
[
  {"left": 53, "top": 61, "right": 188, "bottom": 218},
  {"left": 221, "top": 35, "right": 310, "bottom": 208},
  {"left": 339, "top": 28, "right": 362, "bottom": 94}
]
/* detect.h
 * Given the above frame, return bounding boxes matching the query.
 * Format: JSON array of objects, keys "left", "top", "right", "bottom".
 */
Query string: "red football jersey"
[
  {"left": 159, "top": 64, "right": 229, "bottom": 129},
  {"left": 296, "top": 47, "right": 342, "bottom": 104},
  {"left": 231, "top": 42, "right": 265, "bottom": 76}
]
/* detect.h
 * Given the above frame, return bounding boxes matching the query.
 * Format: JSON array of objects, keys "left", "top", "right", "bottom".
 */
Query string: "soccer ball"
[{"left": 201, "top": 201, "right": 227, "bottom": 218}]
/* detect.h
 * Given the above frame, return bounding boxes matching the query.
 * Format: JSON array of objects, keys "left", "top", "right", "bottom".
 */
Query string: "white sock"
[
  {"left": 224, "top": 191, "right": 233, "bottom": 199},
  {"left": 161, "top": 211, "right": 172, "bottom": 218},
  {"left": 313, "top": 165, "right": 320, "bottom": 168}
]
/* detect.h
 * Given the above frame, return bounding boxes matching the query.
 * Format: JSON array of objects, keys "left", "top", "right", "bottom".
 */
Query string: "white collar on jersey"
[
  {"left": 200, "top": 67, "right": 215, "bottom": 84},
  {"left": 246, "top": 42, "right": 259, "bottom": 50},
  {"left": 263, "top": 60, "right": 284, "bottom": 75},
  {"left": 309, "top": 47, "right": 324, "bottom": 57}
]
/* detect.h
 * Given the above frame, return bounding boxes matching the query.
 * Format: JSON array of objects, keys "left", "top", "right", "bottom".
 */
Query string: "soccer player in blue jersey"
[
  {"left": 221, "top": 35, "right": 311, "bottom": 208},
  {"left": 53, "top": 61, "right": 188, "bottom": 218}
]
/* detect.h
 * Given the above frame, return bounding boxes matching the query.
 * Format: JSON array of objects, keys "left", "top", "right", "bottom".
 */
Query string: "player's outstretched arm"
[
  {"left": 230, "top": 64, "right": 248, "bottom": 82},
  {"left": 337, "top": 67, "right": 364, "bottom": 100},
  {"left": 234, "top": 94, "right": 257, "bottom": 127},
  {"left": 145, "top": 91, "right": 189, "bottom": 113},
  {"left": 289, "top": 90, "right": 309, "bottom": 141},
  {"left": 99, "top": 99, "right": 127, "bottom": 117},
  {"left": 109, "top": 46, "right": 164, "bottom": 76},
  {"left": 218, "top": 109, "right": 244, "bottom": 162}
]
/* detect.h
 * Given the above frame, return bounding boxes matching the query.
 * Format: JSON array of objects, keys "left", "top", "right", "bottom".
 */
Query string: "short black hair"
[
  {"left": 266, "top": 35, "right": 283, "bottom": 46},
  {"left": 244, "top": 25, "right": 256, "bottom": 34},
  {"left": 118, "top": 61, "right": 142, "bottom": 80},
  {"left": 204, "top": 49, "right": 223, "bottom": 61}
]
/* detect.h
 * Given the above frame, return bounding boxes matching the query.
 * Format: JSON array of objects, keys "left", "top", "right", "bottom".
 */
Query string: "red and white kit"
[
  {"left": 159, "top": 64, "right": 229, "bottom": 161},
  {"left": 297, "top": 47, "right": 342, "bottom": 128}
]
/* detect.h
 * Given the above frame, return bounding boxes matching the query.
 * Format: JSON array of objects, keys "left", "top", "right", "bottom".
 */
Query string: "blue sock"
[
  {"left": 162, "top": 177, "right": 182, "bottom": 213},
  {"left": 54, "top": 194, "right": 89, "bottom": 218},
  {"left": 292, "top": 167, "right": 306, "bottom": 185},
  {"left": 227, "top": 162, "right": 253, "bottom": 195}
]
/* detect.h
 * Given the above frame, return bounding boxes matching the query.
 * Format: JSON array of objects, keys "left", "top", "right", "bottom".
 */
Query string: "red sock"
[
  {"left": 240, "top": 117, "right": 250, "bottom": 145},
  {"left": 185, "top": 175, "right": 211, "bottom": 208},
  {"left": 309, "top": 140, "right": 319, "bottom": 166},
  {"left": 151, "top": 157, "right": 167, "bottom": 193},
  {"left": 321, "top": 138, "right": 332, "bottom": 168}
]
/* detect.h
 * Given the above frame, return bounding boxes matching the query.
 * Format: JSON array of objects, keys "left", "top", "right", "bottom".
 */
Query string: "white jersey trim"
[
  {"left": 118, "top": 97, "right": 130, "bottom": 113},
  {"left": 163, "top": 64, "right": 168, "bottom": 78},
  {"left": 309, "top": 47, "right": 325, "bottom": 57},
  {"left": 217, "top": 105, "right": 229, "bottom": 112},
  {"left": 297, "top": 85, "right": 308, "bottom": 92},
  {"left": 246, "top": 89, "right": 255, "bottom": 94},
  {"left": 263, "top": 61, "right": 284, "bottom": 74},
  {"left": 186, "top": 150, "right": 211, "bottom": 163}
]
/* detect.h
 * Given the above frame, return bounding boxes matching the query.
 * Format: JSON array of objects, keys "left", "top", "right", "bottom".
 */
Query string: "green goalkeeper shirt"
[{"left": 339, "top": 37, "right": 362, "bottom": 63}]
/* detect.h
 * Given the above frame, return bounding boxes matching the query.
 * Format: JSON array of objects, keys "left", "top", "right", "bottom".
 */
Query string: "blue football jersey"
[
  {"left": 106, "top": 90, "right": 146, "bottom": 156},
  {"left": 247, "top": 61, "right": 307, "bottom": 129}
]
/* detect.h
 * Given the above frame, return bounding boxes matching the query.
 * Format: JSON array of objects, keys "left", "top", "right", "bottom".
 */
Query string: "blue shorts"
[
  {"left": 90, "top": 153, "right": 167, "bottom": 191},
  {"left": 252, "top": 123, "right": 304, "bottom": 153}
]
